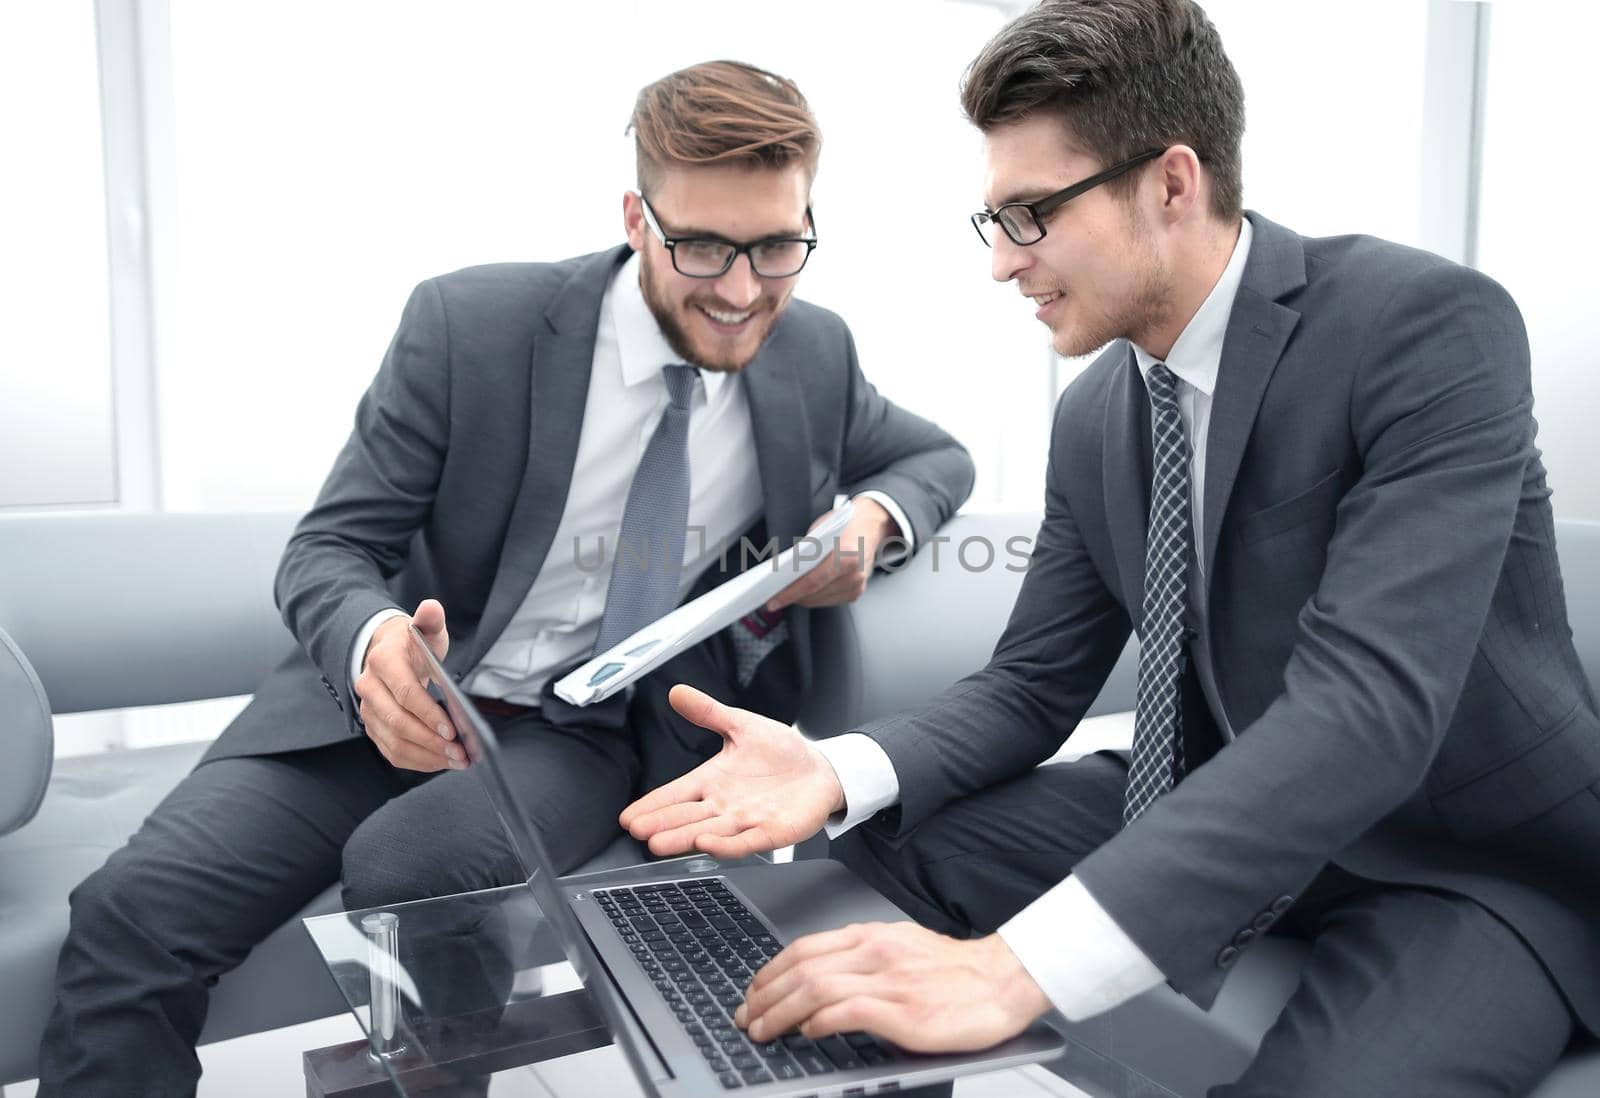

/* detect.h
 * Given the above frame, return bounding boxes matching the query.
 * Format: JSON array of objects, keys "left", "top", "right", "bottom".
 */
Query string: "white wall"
[
  {"left": 157, "top": 0, "right": 1035, "bottom": 510},
  {"left": 1476, "top": 0, "right": 1600, "bottom": 520}
]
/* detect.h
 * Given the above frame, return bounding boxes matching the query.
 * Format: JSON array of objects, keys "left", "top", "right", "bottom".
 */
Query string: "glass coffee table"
[{"left": 300, "top": 854, "right": 1178, "bottom": 1098}]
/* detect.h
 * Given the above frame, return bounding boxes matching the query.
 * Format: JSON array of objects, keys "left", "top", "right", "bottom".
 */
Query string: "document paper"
[{"left": 553, "top": 501, "right": 856, "bottom": 707}]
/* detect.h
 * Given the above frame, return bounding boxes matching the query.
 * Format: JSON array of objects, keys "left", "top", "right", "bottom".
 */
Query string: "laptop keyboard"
[{"left": 596, "top": 879, "right": 901, "bottom": 1089}]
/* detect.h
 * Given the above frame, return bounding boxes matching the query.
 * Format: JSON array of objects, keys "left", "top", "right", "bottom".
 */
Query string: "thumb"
[
  {"left": 411, "top": 599, "right": 449, "bottom": 658},
  {"left": 668, "top": 684, "right": 745, "bottom": 743}
]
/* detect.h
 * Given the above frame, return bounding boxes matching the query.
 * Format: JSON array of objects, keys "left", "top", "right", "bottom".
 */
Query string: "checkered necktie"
[
  {"left": 592, "top": 364, "right": 698, "bottom": 655},
  {"left": 1123, "top": 362, "right": 1191, "bottom": 825}
]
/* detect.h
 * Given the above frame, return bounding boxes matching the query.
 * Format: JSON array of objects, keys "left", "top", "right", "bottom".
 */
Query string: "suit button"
[
  {"left": 1233, "top": 928, "right": 1256, "bottom": 948},
  {"left": 1271, "top": 895, "right": 1294, "bottom": 915},
  {"left": 1252, "top": 912, "right": 1276, "bottom": 932},
  {"left": 1216, "top": 946, "right": 1239, "bottom": 968}
]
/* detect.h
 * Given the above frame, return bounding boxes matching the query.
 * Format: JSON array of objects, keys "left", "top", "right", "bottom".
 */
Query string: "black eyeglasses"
[
  {"left": 971, "top": 148, "right": 1164, "bottom": 248},
  {"left": 639, "top": 195, "right": 818, "bottom": 278}
]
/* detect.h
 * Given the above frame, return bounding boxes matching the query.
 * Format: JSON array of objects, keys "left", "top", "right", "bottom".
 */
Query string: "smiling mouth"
[
  {"left": 696, "top": 304, "right": 756, "bottom": 327},
  {"left": 1026, "top": 290, "right": 1063, "bottom": 307}
]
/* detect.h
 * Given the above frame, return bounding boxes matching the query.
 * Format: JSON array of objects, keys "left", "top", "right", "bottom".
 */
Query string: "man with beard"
[
  {"left": 38, "top": 60, "right": 973, "bottom": 1097},
  {"left": 622, "top": 4, "right": 1600, "bottom": 1095}
]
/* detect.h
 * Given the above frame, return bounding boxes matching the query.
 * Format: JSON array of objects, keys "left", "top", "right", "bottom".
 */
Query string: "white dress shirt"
[
  {"left": 812, "top": 217, "right": 1254, "bottom": 1022},
  {"left": 352, "top": 252, "right": 913, "bottom": 703}
]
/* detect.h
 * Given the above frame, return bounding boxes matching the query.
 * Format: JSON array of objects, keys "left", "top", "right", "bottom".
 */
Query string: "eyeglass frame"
[
  {"left": 637, "top": 194, "right": 819, "bottom": 278},
  {"left": 970, "top": 147, "right": 1165, "bottom": 248}
]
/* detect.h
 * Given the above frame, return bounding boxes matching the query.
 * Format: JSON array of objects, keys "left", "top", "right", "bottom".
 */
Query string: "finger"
[
  {"left": 792, "top": 571, "right": 867, "bottom": 609},
  {"left": 386, "top": 668, "right": 455, "bottom": 741},
  {"left": 411, "top": 598, "right": 450, "bottom": 658},
  {"left": 357, "top": 678, "right": 459, "bottom": 770},
  {"left": 692, "top": 827, "right": 787, "bottom": 861},
  {"left": 626, "top": 800, "right": 717, "bottom": 838},
  {"left": 361, "top": 708, "right": 453, "bottom": 772},
  {"left": 800, "top": 996, "right": 906, "bottom": 1044},
  {"left": 666, "top": 684, "right": 750, "bottom": 740},
  {"left": 765, "top": 553, "right": 841, "bottom": 612},
  {"left": 620, "top": 766, "right": 707, "bottom": 831},
  {"left": 745, "top": 972, "right": 881, "bottom": 1041},
  {"left": 646, "top": 813, "right": 744, "bottom": 857},
  {"left": 748, "top": 926, "right": 868, "bottom": 995},
  {"left": 739, "top": 939, "right": 881, "bottom": 1026}
]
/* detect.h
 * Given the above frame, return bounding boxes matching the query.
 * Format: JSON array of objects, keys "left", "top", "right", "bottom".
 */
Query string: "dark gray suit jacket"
[
  {"left": 858, "top": 213, "right": 1600, "bottom": 1032},
  {"left": 206, "top": 244, "right": 974, "bottom": 766}
]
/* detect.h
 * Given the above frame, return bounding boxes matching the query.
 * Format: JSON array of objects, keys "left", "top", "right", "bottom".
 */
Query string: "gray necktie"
[
  {"left": 592, "top": 364, "right": 698, "bottom": 655},
  {"left": 1124, "top": 362, "right": 1191, "bottom": 825}
]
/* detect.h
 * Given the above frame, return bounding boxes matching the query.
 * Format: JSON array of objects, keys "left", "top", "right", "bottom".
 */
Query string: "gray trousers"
[
  {"left": 834, "top": 751, "right": 1576, "bottom": 1098},
  {"left": 37, "top": 710, "right": 641, "bottom": 1098}
]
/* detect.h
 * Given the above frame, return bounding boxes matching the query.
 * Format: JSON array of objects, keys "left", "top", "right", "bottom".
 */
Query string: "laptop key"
[
  {"left": 815, "top": 1036, "right": 864, "bottom": 1071},
  {"left": 843, "top": 1031, "right": 877, "bottom": 1049},
  {"left": 740, "top": 1068, "right": 773, "bottom": 1085},
  {"left": 770, "top": 1059, "right": 805, "bottom": 1081},
  {"left": 717, "top": 1072, "right": 743, "bottom": 1089},
  {"left": 792, "top": 1048, "right": 833, "bottom": 1076}
]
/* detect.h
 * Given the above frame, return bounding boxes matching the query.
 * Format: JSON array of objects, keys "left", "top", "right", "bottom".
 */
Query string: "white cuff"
[
  {"left": 856, "top": 490, "right": 915, "bottom": 564},
  {"left": 350, "top": 608, "right": 409, "bottom": 694},
  {"left": 996, "top": 875, "right": 1166, "bottom": 1022},
  {"left": 808, "top": 732, "right": 902, "bottom": 838}
]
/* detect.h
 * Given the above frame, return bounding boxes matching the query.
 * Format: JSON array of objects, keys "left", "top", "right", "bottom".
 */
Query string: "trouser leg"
[
  {"left": 1215, "top": 878, "right": 1574, "bottom": 1098},
  {"left": 831, "top": 752, "right": 1129, "bottom": 936},
  {"left": 339, "top": 710, "right": 642, "bottom": 910},
  {"left": 38, "top": 738, "right": 404, "bottom": 1098}
]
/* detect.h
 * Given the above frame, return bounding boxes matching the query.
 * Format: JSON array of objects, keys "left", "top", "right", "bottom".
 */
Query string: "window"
[{"left": 0, "top": 2, "right": 117, "bottom": 508}]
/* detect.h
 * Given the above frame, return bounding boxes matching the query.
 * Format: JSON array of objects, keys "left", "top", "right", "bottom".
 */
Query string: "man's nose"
[
  {"left": 991, "top": 234, "right": 1029, "bottom": 284},
  {"left": 713, "top": 254, "right": 763, "bottom": 310}
]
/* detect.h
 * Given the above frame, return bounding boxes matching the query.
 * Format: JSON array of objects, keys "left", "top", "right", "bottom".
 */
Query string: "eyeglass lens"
[{"left": 672, "top": 238, "right": 811, "bottom": 278}]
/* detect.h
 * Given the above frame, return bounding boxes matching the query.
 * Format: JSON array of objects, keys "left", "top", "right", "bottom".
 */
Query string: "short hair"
[
  {"left": 629, "top": 60, "right": 822, "bottom": 194},
  {"left": 960, "top": 0, "right": 1245, "bottom": 219}
]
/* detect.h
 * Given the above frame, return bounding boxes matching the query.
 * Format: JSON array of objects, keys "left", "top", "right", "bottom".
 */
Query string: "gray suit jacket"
[
  {"left": 207, "top": 244, "right": 974, "bottom": 765},
  {"left": 858, "top": 212, "right": 1600, "bottom": 1031}
]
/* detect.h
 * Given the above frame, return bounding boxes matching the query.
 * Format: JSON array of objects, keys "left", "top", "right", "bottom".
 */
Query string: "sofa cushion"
[{"left": 0, "top": 741, "right": 347, "bottom": 1084}]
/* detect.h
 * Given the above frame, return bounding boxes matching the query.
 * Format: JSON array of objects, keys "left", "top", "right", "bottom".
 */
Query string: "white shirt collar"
[
  {"left": 1130, "top": 217, "right": 1253, "bottom": 397},
  {"left": 610, "top": 251, "right": 725, "bottom": 401}
]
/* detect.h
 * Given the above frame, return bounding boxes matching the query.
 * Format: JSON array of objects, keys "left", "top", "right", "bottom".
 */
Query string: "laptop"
[{"left": 410, "top": 626, "right": 1066, "bottom": 1096}]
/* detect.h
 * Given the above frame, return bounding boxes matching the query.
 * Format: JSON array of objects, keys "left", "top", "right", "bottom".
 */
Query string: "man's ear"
[
  {"left": 1155, "top": 145, "right": 1204, "bottom": 224},
  {"left": 623, "top": 191, "right": 647, "bottom": 251}
]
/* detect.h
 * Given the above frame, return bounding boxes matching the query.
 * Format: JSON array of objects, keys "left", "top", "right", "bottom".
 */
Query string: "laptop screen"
[{"left": 407, "top": 626, "right": 675, "bottom": 1089}]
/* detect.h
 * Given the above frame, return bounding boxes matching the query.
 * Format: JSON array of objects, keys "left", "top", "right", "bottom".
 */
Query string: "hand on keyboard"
[{"left": 735, "top": 921, "right": 1052, "bottom": 1054}]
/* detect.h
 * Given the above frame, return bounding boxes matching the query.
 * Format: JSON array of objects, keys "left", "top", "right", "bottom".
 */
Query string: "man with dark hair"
[
  {"left": 38, "top": 59, "right": 973, "bottom": 1097},
  {"left": 624, "top": 4, "right": 1600, "bottom": 1093}
]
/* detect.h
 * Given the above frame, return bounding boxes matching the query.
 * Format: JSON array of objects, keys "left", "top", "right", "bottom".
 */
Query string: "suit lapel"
[
  {"left": 461, "top": 246, "right": 631, "bottom": 673},
  {"left": 741, "top": 332, "right": 815, "bottom": 685},
  {"left": 1200, "top": 214, "right": 1306, "bottom": 594},
  {"left": 1104, "top": 343, "right": 1153, "bottom": 631}
]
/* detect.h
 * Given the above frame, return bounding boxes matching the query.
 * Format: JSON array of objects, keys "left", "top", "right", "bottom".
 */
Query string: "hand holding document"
[{"left": 553, "top": 501, "right": 856, "bottom": 707}]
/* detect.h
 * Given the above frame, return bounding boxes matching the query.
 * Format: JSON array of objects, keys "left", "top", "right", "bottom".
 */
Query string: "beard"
[
  {"left": 638, "top": 248, "right": 788, "bottom": 373},
  {"left": 1051, "top": 207, "right": 1175, "bottom": 358}
]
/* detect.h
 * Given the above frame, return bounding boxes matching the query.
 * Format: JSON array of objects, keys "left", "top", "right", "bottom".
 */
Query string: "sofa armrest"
[{"left": 0, "top": 625, "right": 52, "bottom": 836}]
